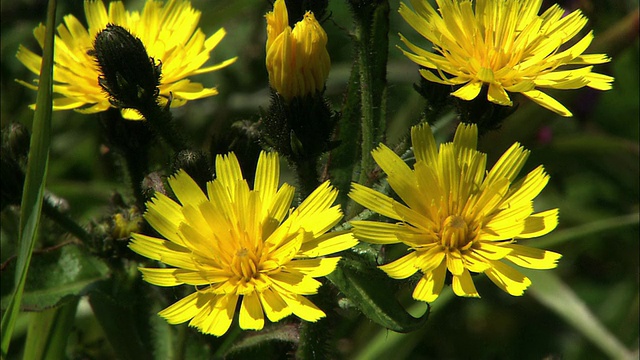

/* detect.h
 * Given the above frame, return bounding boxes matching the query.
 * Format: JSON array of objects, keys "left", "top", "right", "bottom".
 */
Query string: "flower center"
[
  {"left": 440, "top": 215, "right": 470, "bottom": 250},
  {"left": 232, "top": 248, "right": 259, "bottom": 281}
]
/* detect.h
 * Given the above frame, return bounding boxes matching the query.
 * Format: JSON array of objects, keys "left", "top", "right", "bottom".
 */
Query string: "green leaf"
[
  {"left": 352, "top": 289, "right": 452, "bottom": 360},
  {"left": 327, "top": 255, "right": 429, "bottom": 333},
  {"left": 222, "top": 324, "right": 297, "bottom": 358},
  {"left": 1, "top": 244, "right": 109, "bottom": 311},
  {"left": 23, "top": 298, "right": 79, "bottom": 360},
  {"left": 89, "top": 279, "right": 153, "bottom": 360},
  {"left": 526, "top": 270, "right": 636, "bottom": 360},
  {"left": 1, "top": 0, "right": 57, "bottom": 355}
]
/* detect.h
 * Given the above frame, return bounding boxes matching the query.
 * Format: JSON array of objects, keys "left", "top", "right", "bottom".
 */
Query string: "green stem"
[
  {"left": 355, "top": 1, "right": 389, "bottom": 188},
  {"left": 140, "top": 102, "right": 189, "bottom": 153},
  {"left": 175, "top": 324, "right": 187, "bottom": 360},
  {"left": 356, "top": 24, "right": 375, "bottom": 187},
  {"left": 294, "top": 157, "right": 320, "bottom": 200},
  {"left": 41, "top": 199, "right": 91, "bottom": 244},
  {"left": 295, "top": 280, "right": 336, "bottom": 360}
]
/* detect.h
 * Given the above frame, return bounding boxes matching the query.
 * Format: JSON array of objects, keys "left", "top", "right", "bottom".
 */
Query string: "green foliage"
[{"left": 0, "top": 244, "right": 109, "bottom": 311}]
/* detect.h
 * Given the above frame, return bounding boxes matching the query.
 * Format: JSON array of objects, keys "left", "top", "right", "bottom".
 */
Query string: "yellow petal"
[
  {"left": 350, "top": 221, "right": 410, "bottom": 244},
  {"left": 411, "top": 122, "right": 438, "bottom": 167},
  {"left": 169, "top": 170, "right": 208, "bottom": 206},
  {"left": 452, "top": 269, "right": 480, "bottom": 298},
  {"left": 298, "top": 232, "right": 358, "bottom": 257},
  {"left": 485, "top": 261, "right": 532, "bottom": 296},
  {"left": 349, "top": 183, "right": 402, "bottom": 220},
  {"left": 415, "top": 246, "right": 446, "bottom": 273},
  {"left": 294, "top": 181, "right": 338, "bottom": 228},
  {"left": 521, "top": 90, "right": 573, "bottom": 117},
  {"left": 503, "top": 165, "right": 549, "bottom": 206},
  {"left": 452, "top": 123, "right": 478, "bottom": 152},
  {"left": 287, "top": 257, "right": 341, "bottom": 277},
  {"left": 412, "top": 260, "right": 447, "bottom": 302},
  {"left": 270, "top": 270, "right": 322, "bottom": 295},
  {"left": 280, "top": 293, "right": 325, "bottom": 322},
  {"left": 239, "top": 293, "right": 265, "bottom": 330},
  {"left": 487, "top": 83, "right": 512, "bottom": 106},
  {"left": 138, "top": 267, "right": 185, "bottom": 286},
  {"left": 451, "top": 81, "right": 482, "bottom": 101},
  {"left": 129, "top": 233, "right": 196, "bottom": 270},
  {"left": 503, "top": 243, "right": 561, "bottom": 269},
  {"left": 517, "top": 208, "right": 559, "bottom": 238},
  {"left": 446, "top": 250, "right": 465, "bottom": 276},
  {"left": 254, "top": 151, "right": 280, "bottom": 208},
  {"left": 158, "top": 291, "right": 203, "bottom": 325},
  {"left": 472, "top": 242, "right": 513, "bottom": 261},
  {"left": 267, "top": 183, "right": 295, "bottom": 223},
  {"left": 191, "top": 294, "right": 238, "bottom": 336},
  {"left": 372, "top": 144, "right": 422, "bottom": 211},
  {"left": 379, "top": 252, "right": 420, "bottom": 279},
  {"left": 144, "top": 193, "right": 185, "bottom": 246},
  {"left": 215, "top": 153, "right": 244, "bottom": 199},
  {"left": 259, "top": 287, "right": 292, "bottom": 322},
  {"left": 484, "top": 143, "right": 529, "bottom": 186}
]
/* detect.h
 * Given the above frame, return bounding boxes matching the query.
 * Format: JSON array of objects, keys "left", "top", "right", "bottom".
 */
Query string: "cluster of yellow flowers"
[{"left": 17, "top": 0, "right": 612, "bottom": 337}]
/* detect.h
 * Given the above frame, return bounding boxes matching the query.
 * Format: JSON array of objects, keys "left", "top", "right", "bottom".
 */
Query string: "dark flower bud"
[
  {"left": 454, "top": 85, "right": 518, "bottom": 135},
  {"left": 92, "top": 24, "right": 162, "bottom": 110},
  {"left": 261, "top": 92, "right": 338, "bottom": 163},
  {"left": 413, "top": 73, "right": 452, "bottom": 118},
  {"left": 172, "top": 150, "right": 212, "bottom": 191},
  {"left": 210, "top": 120, "right": 262, "bottom": 181}
]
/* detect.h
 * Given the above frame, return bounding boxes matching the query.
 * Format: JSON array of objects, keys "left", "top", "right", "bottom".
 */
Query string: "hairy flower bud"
[
  {"left": 92, "top": 24, "right": 162, "bottom": 110},
  {"left": 265, "top": 0, "right": 330, "bottom": 101}
]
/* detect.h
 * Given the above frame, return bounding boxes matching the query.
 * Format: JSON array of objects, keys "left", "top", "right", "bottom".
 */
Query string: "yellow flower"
[
  {"left": 265, "top": 0, "right": 330, "bottom": 101},
  {"left": 17, "top": 0, "right": 236, "bottom": 120},
  {"left": 112, "top": 208, "right": 143, "bottom": 240},
  {"left": 129, "top": 151, "right": 357, "bottom": 336},
  {"left": 349, "top": 123, "right": 561, "bottom": 302},
  {"left": 399, "top": 0, "right": 613, "bottom": 117}
]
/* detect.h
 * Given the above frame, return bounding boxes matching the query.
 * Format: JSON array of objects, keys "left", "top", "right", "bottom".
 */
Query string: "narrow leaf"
[
  {"left": 526, "top": 270, "right": 635, "bottom": 360},
  {"left": 23, "top": 298, "right": 79, "bottom": 360},
  {"left": 1, "top": 0, "right": 56, "bottom": 355}
]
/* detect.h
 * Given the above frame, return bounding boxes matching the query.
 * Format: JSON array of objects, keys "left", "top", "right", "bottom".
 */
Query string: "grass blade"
[
  {"left": 526, "top": 270, "right": 635, "bottom": 360},
  {"left": 0, "top": 0, "right": 57, "bottom": 356}
]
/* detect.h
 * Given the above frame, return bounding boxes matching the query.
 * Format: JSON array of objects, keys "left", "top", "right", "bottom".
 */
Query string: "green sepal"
[
  {"left": 0, "top": 244, "right": 109, "bottom": 312},
  {"left": 327, "top": 253, "right": 429, "bottom": 333}
]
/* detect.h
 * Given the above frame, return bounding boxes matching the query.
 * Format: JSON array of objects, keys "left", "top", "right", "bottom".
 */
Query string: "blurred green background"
[{"left": 1, "top": 0, "right": 638, "bottom": 359}]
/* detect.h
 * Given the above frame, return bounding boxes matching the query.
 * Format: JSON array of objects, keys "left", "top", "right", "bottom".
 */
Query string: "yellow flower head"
[
  {"left": 265, "top": 0, "right": 330, "bottom": 101},
  {"left": 349, "top": 123, "right": 561, "bottom": 302},
  {"left": 17, "top": 0, "right": 237, "bottom": 120},
  {"left": 399, "top": 0, "right": 614, "bottom": 117},
  {"left": 112, "top": 208, "right": 143, "bottom": 240},
  {"left": 129, "top": 151, "right": 357, "bottom": 336}
]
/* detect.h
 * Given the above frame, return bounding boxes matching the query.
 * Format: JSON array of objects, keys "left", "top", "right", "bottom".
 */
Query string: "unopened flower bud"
[
  {"left": 172, "top": 150, "right": 212, "bottom": 191},
  {"left": 92, "top": 24, "right": 162, "bottom": 110},
  {"left": 265, "top": 0, "right": 330, "bottom": 101}
]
